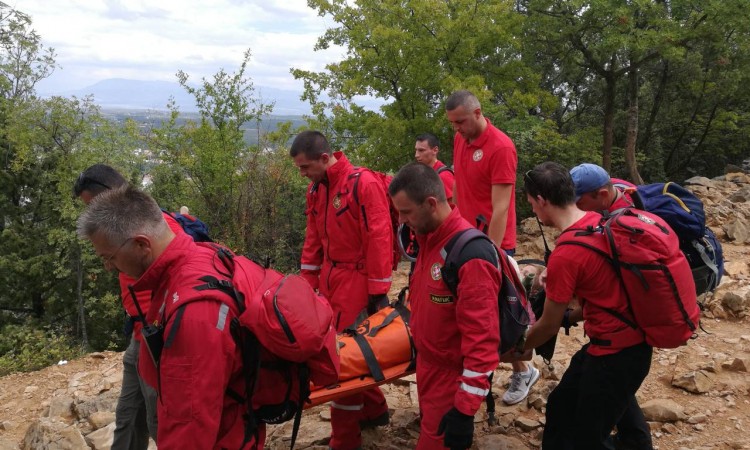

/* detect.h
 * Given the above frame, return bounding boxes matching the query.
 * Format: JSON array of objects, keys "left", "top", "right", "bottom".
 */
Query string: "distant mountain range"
[{"left": 38, "top": 78, "right": 313, "bottom": 115}]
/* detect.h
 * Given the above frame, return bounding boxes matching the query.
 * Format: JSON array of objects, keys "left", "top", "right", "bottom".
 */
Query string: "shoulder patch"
[{"left": 430, "top": 262, "right": 442, "bottom": 281}]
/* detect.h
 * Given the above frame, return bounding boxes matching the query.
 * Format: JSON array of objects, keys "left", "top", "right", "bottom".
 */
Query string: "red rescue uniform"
[
  {"left": 545, "top": 212, "right": 646, "bottom": 356},
  {"left": 135, "top": 232, "right": 263, "bottom": 450},
  {"left": 453, "top": 118, "right": 517, "bottom": 250},
  {"left": 299, "top": 151, "right": 392, "bottom": 450},
  {"left": 118, "top": 212, "right": 183, "bottom": 344},
  {"left": 410, "top": 207, "right": 501, "bottom": 449}
]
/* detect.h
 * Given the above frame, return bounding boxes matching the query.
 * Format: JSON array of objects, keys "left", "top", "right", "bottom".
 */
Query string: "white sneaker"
[{"left": 502, "top": 365, "right": 540, "bottom": 405}]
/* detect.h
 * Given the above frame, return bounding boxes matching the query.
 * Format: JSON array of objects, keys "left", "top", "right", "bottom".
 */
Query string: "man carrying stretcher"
[{"left": 389, "top": 162, "right": 502, "bottom": 450}]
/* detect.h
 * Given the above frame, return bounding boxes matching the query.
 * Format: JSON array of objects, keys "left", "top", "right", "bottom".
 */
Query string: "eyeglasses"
[
  {"left": 73, "top": 172, "right": 111, "bottom": 197},
  {"left": 102, "top": 238, "right": 133, "bottom": 269}
]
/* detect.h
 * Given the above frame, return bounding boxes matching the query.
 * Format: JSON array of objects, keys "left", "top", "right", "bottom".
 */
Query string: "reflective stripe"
[
  {"left": 216, "top": 303, "right": 229, "bottom": 331},
  {"left": 369, "top": 277, "right": 393, "bottom": 283},
  {"left": 331, "top": 401, "right": 363, "bottom": 411},
  {"left": 459, "top": 382, "right": 489, "bottom": 397},
  {"left": 462, "top": 369, "right": 492, "bottom": 378},
  {"left": 301, "top": 264, "right": 321, "bottom": 271}
]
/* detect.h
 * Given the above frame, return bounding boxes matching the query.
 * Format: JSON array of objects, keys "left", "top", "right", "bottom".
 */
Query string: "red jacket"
[
  {"left": 118, "top": 212, "right": 183, "bottom": 342},
  {"left": 410, "top": 207, "right": 501, "bottom": 416},
  {"left": 133, "top": 232, "right": 262, "bottom": 449},
  {"left": 300, "top": 151, "right": 393, "bottom": 295}
]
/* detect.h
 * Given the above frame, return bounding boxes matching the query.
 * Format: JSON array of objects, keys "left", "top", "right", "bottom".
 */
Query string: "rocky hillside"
[{"left": 1, "top": 173, "right": 749, "bottom": 450}]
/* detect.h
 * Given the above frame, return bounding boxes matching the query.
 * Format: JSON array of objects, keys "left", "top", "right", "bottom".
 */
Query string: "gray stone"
[
  {"left": 390, "top": 408, "right": 418, "bottom": 428},
  {"left": 475, "top": 434, "right": 530, "bottom": 450},
  {"left": 514, "top": 416, "right": 541, "bottom": 431},
  {"left": 722, "top": 291, "right": 749, "bottom": 314},
  {"left": 21, "top": 418, "right": 88, "bottom": 450},
  {"left": 74, "top": 389, "right": 119, "bottom": 421},
  {"left": 729, "top": 186, "right": 750, "bottom": 202},
  {"left": 684, "top": 176, "right": 715, "bottom": 187},
  {"left": 724, "top": 220, "right": 750, "bottom": 243},
  {"left": 88, "top": 411, "right": 115, "bottom": 430},
  {"left": 47, "top": 396, "right": 75, "bottom": 422},
  {"left": 640, "top": 399, "right": 686, "bottom": 422},
  {"left": 672, "top": 370, "right": 714, "bottom": 394},
  {"left": 0, "top": 437, "right": 19, "bottom": 450},
  {"left": 722, "top": 356, "right": 750, "bottom": 372},
  {"left": 84, "top": 421, "right": 114, "bottom": 450},
  {"left": 527, "top": 391, "right": 547, "bottom": 411}
]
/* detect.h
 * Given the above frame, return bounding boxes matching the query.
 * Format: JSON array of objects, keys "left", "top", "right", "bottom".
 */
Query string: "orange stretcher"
[
  {"left": 307, "top": 292, "right": 415, "bottom": 408},
  {"left": 307, "top": 360, "right": 415, "bottom": 407}
]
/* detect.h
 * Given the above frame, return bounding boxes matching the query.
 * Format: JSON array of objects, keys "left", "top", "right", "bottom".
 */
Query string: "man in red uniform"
[
  {"left": 389, "top": 162, "right": 501, "bottom": 450},
  {"left": 73, "top": 164, "right": 182, "bottom": 450},
  {"left": 78, "top": 186, "right": 260, "bottom": 450},
  {"left": 511, "top": 162, "right": 653, "bottom": 449},
  {"left": 445, "top": 90, "right": 538, "bottom": 405},
  {"left": 570, "top": 163, "right": 635, "bottom": 213},
  {"left": 290, "top": 130, "right": 391, "bottom": 450},
  {"left": 414, "top": 133, "right": 454, "bottom": 203},
  {"left": 569, "top": 162, "right": 653, "bottom": 449}
]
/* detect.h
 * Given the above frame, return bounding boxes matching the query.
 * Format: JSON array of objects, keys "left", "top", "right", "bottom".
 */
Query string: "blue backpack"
[
  {"left": 163, "top": 209, "right": 213, "bottom": 242},
  {"left": 625, "top": 182, "right": 723, "bottom": 295}
]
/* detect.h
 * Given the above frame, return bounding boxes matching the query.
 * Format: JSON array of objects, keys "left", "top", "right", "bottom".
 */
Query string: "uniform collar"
[
  {"left": 325, "top": 151, "right": 353, "bottom": 186},
  {"left": 132, "top": 232, "right": 194, "bottom": 292}
]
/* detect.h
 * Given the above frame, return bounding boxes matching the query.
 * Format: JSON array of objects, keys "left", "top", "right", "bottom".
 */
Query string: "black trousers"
[{"left": 543, "top": 343, "right": 653, "bottom": 450}]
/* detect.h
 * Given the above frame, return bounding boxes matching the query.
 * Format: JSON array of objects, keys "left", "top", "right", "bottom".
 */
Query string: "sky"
[{"left": 13, "top": 0, "right": 345, "bottom": 95}]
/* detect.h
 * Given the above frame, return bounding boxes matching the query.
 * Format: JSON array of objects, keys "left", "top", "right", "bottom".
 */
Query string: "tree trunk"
[
  {"left": 625, "top": 63, "right": 644, "bottom": 184},
  {"left": 602, "top": 72, "right": 616, "bottom": 172}
]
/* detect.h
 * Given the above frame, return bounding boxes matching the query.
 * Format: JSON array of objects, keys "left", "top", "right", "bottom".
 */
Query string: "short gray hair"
[{"left": 77, "top": 186, "right": 167, "bottom": 243}]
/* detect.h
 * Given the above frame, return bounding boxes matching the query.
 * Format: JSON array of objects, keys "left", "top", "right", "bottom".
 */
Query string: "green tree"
[
  {"left": 520, "top": 0, "right": 750, "bottom": 180},
  {"left": 293, "top": 0, "right": 552, "bottom": 171},
  {"left": 148, "top": 50, "right": 308, "bottom": 270}
]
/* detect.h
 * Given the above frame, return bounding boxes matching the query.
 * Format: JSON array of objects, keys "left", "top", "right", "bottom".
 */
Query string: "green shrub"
[{"left": 0, "top": 322, "right": 84, "bottom": 376}]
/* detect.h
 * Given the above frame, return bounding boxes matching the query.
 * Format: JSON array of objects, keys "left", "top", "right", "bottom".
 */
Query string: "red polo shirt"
[{"left": 453, "top": 118, "right": 517, "bottom": 250}]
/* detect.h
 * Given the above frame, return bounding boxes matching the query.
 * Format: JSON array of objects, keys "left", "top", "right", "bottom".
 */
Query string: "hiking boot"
[
  {"left": 502, "top": 365, "right": 540, "bottom": 405},
  {"left": 359, "top": 410, "right": 390, "bottom": 429}
]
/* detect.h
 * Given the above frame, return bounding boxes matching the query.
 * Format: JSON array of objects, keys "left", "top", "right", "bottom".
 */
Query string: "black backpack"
[{"left": 440, "top": 228, "right": 532, "bottom": 425}]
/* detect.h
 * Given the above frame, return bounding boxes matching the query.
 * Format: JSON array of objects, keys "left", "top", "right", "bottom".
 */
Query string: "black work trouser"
[{"left": 543, "top": 342, "right": 653, "bottom": 450}]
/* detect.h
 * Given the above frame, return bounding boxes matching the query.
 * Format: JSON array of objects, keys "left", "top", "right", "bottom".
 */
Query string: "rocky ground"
[{"left": 1, "top": 173, "right": 749, "bottom": 450}]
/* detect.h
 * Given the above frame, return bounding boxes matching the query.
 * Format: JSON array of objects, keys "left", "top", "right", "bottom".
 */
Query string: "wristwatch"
[{"left": 515, "top": 328, "right": 528, "bottom": 353}]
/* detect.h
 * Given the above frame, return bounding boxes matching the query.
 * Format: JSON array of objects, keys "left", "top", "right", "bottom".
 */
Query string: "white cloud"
[{"left": 15, "top": 0, "right": 344, "bottom": 92}]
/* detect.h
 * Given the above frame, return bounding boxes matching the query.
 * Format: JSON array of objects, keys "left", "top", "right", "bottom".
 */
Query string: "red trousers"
[{"left": 415, "top": 356, "right": 460, "bottom": 450}]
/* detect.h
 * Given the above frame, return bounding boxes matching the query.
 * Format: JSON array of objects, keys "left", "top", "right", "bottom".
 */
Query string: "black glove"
[
  {"left": 437, "top": 407, "right": 474, "bottom": 450},
  {"left": 367, "top": 294, "right": 389, "bottom": 315}
]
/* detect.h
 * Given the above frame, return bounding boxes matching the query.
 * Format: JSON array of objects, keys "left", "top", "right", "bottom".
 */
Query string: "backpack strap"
[
  {"left": 439, "top": 228, "right": 500, "bottom": 419},
  {"left": 692, "top": 237, "right": 720, "bottom": 281},
  {"left": 440, "top": 228, "right": 498, "bottom": 296},
  {"left": 436, "top": 165, "right": 454, "bottom": 175}
]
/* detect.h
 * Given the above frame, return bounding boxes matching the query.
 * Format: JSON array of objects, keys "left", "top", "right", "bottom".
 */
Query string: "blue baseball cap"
[{"left": 570, "top": 163, "right": 610, "bottom": 200}]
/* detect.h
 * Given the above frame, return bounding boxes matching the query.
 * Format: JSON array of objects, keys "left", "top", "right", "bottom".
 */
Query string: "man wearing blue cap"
[
  {"left": 570, "top": 163, "right": 635, "bottom": 214},
  {"left": 569, "top": 163, "right": 653, "bottom": 450}
]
